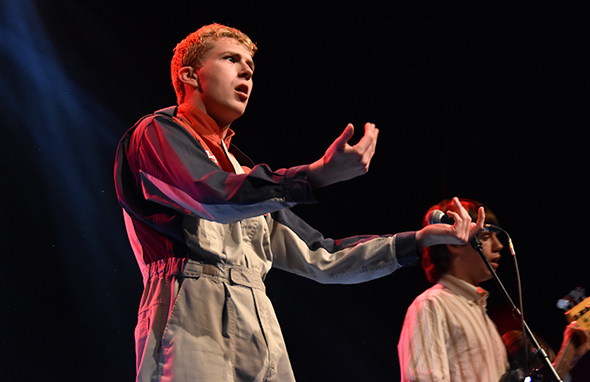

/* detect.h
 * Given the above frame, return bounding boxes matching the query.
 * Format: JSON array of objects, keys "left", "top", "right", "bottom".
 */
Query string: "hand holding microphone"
[
  {"left": 416, "top": 197, "right": 486, "bottom": 249},
  {"left": 427, "top": 209, "right": 504, "bottom": 233}
]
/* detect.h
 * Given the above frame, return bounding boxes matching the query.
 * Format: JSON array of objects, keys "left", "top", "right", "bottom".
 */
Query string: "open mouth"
[
  {"left": 235, "top": 84, "right": 249, "bottom": 99},
  {"left": 489, "top": 257, "right": 501, "bottom": 269}
]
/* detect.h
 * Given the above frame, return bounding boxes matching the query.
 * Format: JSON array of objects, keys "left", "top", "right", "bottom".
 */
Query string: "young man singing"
[{"left": 114, "top": 24, "right": 483, "bottom": 382}]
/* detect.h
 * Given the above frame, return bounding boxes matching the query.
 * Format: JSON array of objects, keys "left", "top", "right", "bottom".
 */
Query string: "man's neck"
[{"left": 446, "top": 269, "right": 480, "bottom": 287}]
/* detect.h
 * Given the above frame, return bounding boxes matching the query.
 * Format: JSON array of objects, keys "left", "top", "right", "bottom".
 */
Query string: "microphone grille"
[{"left": 428, "top": 210, "right": 446, "bottom": 225}]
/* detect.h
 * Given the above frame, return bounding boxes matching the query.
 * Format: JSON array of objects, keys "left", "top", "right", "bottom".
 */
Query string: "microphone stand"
[{"left": 470, "top": 237, "right": 562, "bottom": 382}]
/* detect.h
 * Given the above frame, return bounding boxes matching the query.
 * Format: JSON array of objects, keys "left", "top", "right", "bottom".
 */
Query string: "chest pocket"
[{"left": 183, "top": 214, "right": 271, "bottom": 265}]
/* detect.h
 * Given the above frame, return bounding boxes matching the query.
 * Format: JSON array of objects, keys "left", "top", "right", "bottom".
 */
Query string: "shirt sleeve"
[
  {"left": 268, "top": 207, "right": 420, "bottom": 284},
  {"left": 124, "top": 115, "right": 317, "bottom": 223},
  {"left": 398, "top": 297, "right": 450, "bottom": 382}
]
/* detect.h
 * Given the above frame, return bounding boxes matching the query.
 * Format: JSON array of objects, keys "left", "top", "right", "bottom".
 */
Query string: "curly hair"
[
  {"left": 421, "top": 198, "right": 499, "bottom": 284},
  {"left": 171, "top": 24, "right": 257, "bottom": 104}
]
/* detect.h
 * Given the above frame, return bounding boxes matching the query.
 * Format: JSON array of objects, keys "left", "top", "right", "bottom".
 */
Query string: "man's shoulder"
[
  {"left": 136, "top": 106, "right": 178, "bottom": 128},
  {"left": 129, "top": 106, "right": 183, "bottom": 137},
  {"left": 411, "top": 283, "right": 454, "bottom": 306},
  {"left": 404, "top": 284, "right": 453, "bottom": 323},
  {"left": 152, "top": 106, "right": 177, "bottom": 118}
]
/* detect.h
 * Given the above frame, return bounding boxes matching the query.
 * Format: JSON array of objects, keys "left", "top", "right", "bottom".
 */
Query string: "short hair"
[
  {"left": 171, "top": 23, "right": 258, "bottom": 104},
  {"left": 421, "top": 198, "right": 499, "bottom": 284}
]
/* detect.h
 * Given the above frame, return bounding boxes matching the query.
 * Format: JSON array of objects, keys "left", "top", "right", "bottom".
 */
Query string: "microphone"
[
  {"left": 427, "top": 209, "right": 504, "bottom": 233},
  {"left": 427, "top": 210, "right": 454, "bottom": 225}
]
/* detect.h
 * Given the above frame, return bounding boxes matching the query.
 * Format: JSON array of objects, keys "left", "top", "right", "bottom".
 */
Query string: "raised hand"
[
  {"left": 308, "top": 123, "right": 379, "bottom": 189},
  {"left": 416, "top": 197, "right": 486, "bottom": 248}
]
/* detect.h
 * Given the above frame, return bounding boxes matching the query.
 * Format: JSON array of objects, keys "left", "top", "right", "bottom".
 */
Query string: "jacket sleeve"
[
  {"left": 268, "top": 207, "right": 420, "bottom": 284},
  {"left": 122, "top": 115, "right": 317, "bottom": 224}
]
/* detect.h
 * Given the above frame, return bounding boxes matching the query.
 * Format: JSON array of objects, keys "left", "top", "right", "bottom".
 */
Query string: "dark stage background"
[{"left": 2, "top": 1, "right": 589, "bottom": 381}]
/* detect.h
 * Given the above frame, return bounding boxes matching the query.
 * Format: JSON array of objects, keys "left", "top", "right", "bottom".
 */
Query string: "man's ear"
[{"left": 178, "top": 66, "right": 199, "bottom": 89}]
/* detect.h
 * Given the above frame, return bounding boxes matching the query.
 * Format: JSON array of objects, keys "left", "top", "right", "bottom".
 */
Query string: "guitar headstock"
[{"left": 557, "top": 287, "right": 590, "bottom": 331}]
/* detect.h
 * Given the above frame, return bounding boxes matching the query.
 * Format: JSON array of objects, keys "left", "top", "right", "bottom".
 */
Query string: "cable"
[{"left": 504, "top": 231, "right": 530, "bottom": 377}]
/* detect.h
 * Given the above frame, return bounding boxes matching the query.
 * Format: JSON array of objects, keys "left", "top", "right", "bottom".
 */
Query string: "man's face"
[
  {"left": 194, "top": 37, "right": 254, "bottom": 129},
  {"left": 453, "top": 230, "right": 504, "bottom": 286}
]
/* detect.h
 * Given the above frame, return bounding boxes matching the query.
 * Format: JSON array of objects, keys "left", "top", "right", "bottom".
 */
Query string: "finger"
[
  {"left": 365, "top": 123, "right": 379, "bottom": 152},
  {"left": 354, "top": 123, "right": 379, "bottom": 152},
  {"left": 446, "top": 210, "right": 461, "bottom": 223},
  {"left": 445, "top": 210, "right": 467, "bottom": 233},
  {"left": 446, "top": 198, "right": 465, "bottom": 223},
  {"left": 361, "top": 126, "right": 378, "bottom": 160},
  {"left": 450, "top": 197, "right": 469, "bottom": 219},
  {"left": 333, "top": 123, "right": 355, "bottom": 149},
  {"left": 364, "top": 122, "right": 378, "bottom": 136},
  {"left": 475, "top": 206, "right": 485, "bottom": 230},
  {"left": 468, "top": 206, "right": 485, "bottom": 239}
]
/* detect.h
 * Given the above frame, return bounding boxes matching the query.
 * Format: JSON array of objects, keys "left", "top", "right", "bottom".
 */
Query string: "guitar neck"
[{"left": 565, "top": 295, "right": 590, "bottom": 331}]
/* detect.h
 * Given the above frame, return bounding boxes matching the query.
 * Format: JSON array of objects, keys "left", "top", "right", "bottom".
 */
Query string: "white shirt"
[{"left": 398, "top": 274, "right": 509, "bottom": 382}]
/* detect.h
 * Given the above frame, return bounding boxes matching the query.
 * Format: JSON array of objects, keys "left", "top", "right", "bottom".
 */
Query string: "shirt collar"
[
  {"left": 439, "top": 274, "right": 489, "bottom": 308},
  {"left": 176, "top": 103, "right": 235, "bottom": 146}
]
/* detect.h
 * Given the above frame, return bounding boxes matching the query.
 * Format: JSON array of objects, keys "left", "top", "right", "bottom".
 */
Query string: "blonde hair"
[{"left": 171, "top": 23, "right": 257, "bottom": 104}]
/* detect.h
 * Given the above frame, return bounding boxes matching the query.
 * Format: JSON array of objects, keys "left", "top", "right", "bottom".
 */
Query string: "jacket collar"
[{"left": 176, "top": 103, "right": 235, "bottom": 147}]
